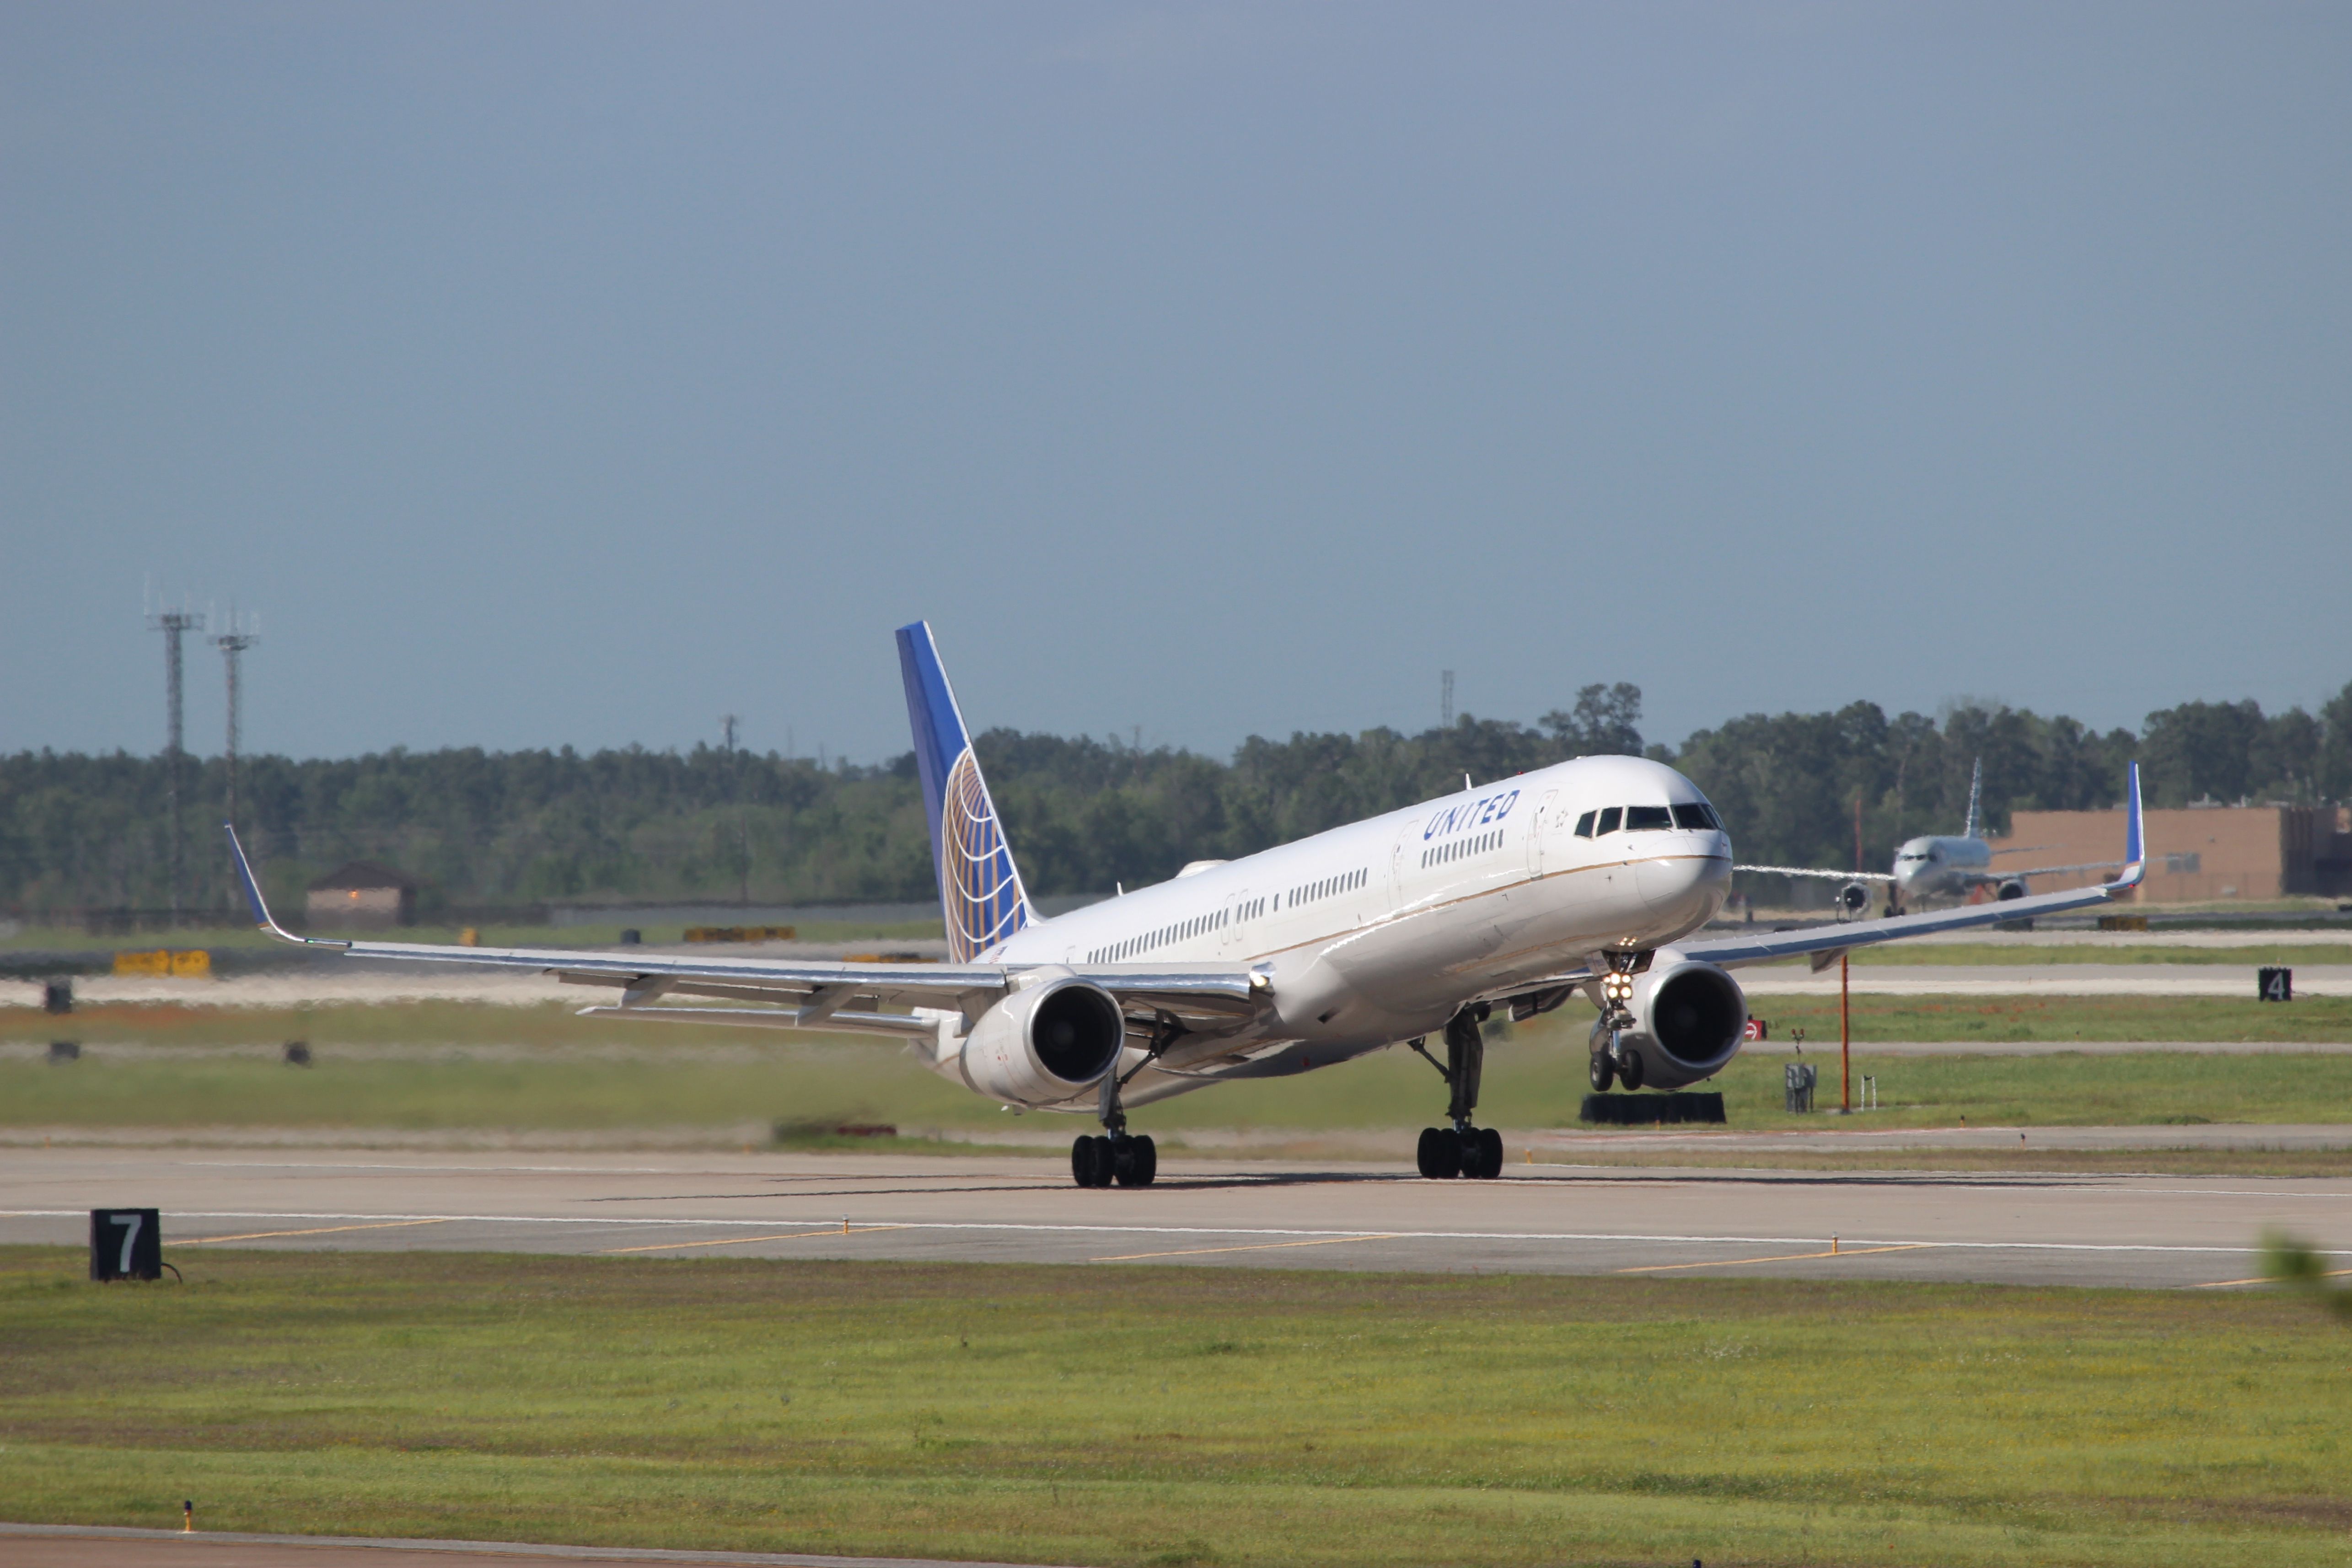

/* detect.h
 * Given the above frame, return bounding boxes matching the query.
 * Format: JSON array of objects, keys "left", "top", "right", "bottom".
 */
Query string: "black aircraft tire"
[
  {"left": 1616, "top": 1050, "right": 1646, "bottom": 1091},
  {"left": 1415, "top": 1127, "right": 1444, "bottom": 1178},
  {"left": 1474, "top": 1127, "right": 1504, "bottom": 1179},
  {"left": 1431, "top": 1129, "right": 1463, "bottom": 1180},
  {"left": 1589, "top": 1052, "right": 1615, "bottom": 1092},
  {"left": 1071, "top": 1136, "right": 1096, "bottom": 1187},
  {"left": 1132, "top": 1134, "right": 1156, "bottom": 1187}
]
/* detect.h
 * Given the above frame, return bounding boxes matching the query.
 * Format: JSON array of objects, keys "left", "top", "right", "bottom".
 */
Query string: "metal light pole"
[
  {"left": 215, "top": 616, "right": 259, "bottom": 838},
  {"left": 148, "top": 602, "right": 204, "bottom": 927}
]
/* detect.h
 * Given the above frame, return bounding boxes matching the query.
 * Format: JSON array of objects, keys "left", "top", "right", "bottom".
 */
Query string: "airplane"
[
  {"left": 223, "top": 622, "right": 2147, "bottom": 1189},
  {"left": 1737, "top": 759, "right": 2129, "bottom": 918}
]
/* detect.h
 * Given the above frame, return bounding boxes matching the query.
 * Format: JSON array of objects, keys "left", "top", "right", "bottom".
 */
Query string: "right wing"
[{"left": 1687, "top": 763, "right": 2147, "bottom": 971}]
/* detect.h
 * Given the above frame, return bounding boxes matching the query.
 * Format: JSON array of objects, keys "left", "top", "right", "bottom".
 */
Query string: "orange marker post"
[{"left": 1839, "top": 953, "right": 1852, "bottom": 1112}]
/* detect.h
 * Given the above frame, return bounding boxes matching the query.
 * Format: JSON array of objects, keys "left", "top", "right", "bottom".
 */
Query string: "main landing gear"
[
  {"left": 1411, "top": 1007, "right": 1505, "bottom": 1179},
  {"left": 1071, "top": 1131, "right": 1155, "bottom": 1188},
  {"left": 1071, "top": 1047, "right": 1157, "bottom": 1188}
]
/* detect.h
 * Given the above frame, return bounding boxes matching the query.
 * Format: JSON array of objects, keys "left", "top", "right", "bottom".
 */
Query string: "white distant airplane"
[
  {"left": 1738, "top": 759, "right": 2128, "bottom": 917},
  {"left": 226, "top": 623, "right": 2146, "bottom": 1188}
]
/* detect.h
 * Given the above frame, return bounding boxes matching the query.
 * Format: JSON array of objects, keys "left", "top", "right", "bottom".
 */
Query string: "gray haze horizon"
[{"left": 5, "top": 4, "right": 2348, "bottom": 767}]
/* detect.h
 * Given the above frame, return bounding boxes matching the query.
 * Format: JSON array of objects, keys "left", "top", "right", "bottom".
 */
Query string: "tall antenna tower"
[
  {"left": 214, "top": 610, "right": 260, "bottom": 838},
  {"left": 147, "top": 590, "right": 205, "bottom": 927},
  {"left": 721, "top": 714, "right": 740, "bottom": 752},
  {"left": 1440, "top": 670, "right": 1455, "bottom": 729}
]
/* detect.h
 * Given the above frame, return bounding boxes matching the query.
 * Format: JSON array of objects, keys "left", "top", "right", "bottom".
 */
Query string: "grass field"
[
  {"left": 1846, "top": 941, "right": 2352, "bottom": 966},
  {"left": 3, "top": 1246, "right": 2347, "bottom": 1566},
  {"left": 4, "top": 999, "right": 2351, "bottom": 1144}
]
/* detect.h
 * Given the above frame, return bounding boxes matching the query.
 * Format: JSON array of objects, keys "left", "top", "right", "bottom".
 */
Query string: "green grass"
[
  {"left": 4, "top": 999, "right": 2350, "bottom": 1140},
  {"left": 1750, "top": 992, "right": 2352, "bottom": 1043},
  {"left": 1849, "top": 942, "right": 2351, "bottom": 966},
  {"left": 3, "top": 1246, "right": 2348, "bottom": 1565}
]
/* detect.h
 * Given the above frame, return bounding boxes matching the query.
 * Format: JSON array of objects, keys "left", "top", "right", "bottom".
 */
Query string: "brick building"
[
  {"left": 306, "top": 861, "right": 420, "bottom": 928},
  {"left": 1998, "top": 804, "right": 2352, "bottom": 902}
]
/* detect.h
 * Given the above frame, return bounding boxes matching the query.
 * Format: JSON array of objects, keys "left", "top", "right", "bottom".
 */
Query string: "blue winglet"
[
  {"left": 2110, "top": 762, "right": 2146, "bottom": 891},
  {"left": 224, "top": 823, "right": 338, "bottom": 947}
]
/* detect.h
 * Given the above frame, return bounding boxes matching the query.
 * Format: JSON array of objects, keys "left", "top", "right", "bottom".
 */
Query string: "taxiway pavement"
[{"left": 5, "top": 1144, "right": 2347, "bottom": 1291}]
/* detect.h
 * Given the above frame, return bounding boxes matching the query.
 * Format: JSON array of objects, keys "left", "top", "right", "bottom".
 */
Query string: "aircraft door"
[
  {"left": 1526, "top": 789, "right": 1559, "bottom": 876},
  {"left": 1221, "top": 890, "right": 1246, "bottom": 955}
]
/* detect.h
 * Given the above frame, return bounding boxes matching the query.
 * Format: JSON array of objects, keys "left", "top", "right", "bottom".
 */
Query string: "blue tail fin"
[{"left": 896, "top": 621, "right": 1035, "bottom": 961}]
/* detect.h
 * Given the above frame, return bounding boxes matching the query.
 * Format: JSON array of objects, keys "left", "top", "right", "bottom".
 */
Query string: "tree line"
[{"left": 4, "top": 680, "right": 2347, "bottom": 922}]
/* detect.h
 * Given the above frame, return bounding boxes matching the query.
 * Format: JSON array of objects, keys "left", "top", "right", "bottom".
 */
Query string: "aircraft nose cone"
[{"left": 1637, "top": 848, "right": 1723, "bottom": 913}]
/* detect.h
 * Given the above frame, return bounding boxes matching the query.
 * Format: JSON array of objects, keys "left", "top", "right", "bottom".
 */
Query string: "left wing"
[
  {"left": 1734, "top": 864, "right": 1896, "bottom": 883},
  {"left": 226, "top": 826, "right": 1267, "bottom": 1035},
  {"left": 1950, "top": 858, "right": 2124, "bottom": 886}
]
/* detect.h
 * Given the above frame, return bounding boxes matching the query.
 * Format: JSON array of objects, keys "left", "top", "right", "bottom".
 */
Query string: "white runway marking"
[{"left": 8, "top": 1207, "right": 2335, "bottom": 1258}]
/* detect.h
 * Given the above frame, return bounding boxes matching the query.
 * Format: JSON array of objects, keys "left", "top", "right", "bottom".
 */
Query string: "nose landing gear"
[
  {"left": 1411, "top": 1008, "right": 1505, "bottom": 1179},
  {"left": 1587, "top": 959, "right": 1644, "bottom": 1092}
]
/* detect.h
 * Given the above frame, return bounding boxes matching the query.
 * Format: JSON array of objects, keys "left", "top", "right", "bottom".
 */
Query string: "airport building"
[
  {"left": 1998, "top": 803, "right": 2352, "bottom": 902},
  {"left": 306, "top": 861, "right": 420, "bottom": 927}
]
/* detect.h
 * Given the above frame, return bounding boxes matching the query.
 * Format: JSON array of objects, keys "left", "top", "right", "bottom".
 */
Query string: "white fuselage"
[
  {"left": 1890, "top": 834, "right": 1996, "bottom": 903},
  {"left": 948, "top": 754, "right": 1731, "bottom": 1110}
]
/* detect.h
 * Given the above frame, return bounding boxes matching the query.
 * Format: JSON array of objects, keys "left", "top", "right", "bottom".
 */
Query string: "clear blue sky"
[{"left": 5, "top": 3, "right": 2347, "bottom": 765}]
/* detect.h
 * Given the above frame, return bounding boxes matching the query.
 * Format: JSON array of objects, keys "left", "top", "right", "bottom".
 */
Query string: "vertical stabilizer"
[
  {"left": 895, "top": 622, "right": 1036, "bottom": 961},
  {"left": 1962, "top": 758, "right": 1983, "bottom": 841}
]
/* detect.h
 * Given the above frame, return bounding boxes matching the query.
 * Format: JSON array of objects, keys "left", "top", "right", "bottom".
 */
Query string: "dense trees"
[{"left": 3, "top": 680, "right": 2345, "bottom": 920}]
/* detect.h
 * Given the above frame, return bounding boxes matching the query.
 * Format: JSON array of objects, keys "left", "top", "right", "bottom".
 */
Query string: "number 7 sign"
[{"left": 90, "top": 1208, "right": 162, "bottom": 1281}]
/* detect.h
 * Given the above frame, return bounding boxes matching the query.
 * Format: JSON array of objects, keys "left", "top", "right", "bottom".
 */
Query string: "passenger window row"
[
  {"left": 1421, "top": 828, "right": 1503, "bottom": 869},
  {"left": 1572, "top": 802, "right": 1721, "bottom": 838},
  {"left": 1090, "top": 903, "right": 1233, "bottom": 965},
  {"left": 1287, "top": 867, "right": 1365, "bottom": 908}
]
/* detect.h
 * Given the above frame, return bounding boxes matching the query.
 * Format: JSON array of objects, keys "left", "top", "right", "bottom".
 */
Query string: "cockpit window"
[
  {"left": 1624, "top": 805, "right": 1672, "bottom": 831},
  {"left": 1670, "top": 803, "right": 1718, "bottom": 831},
  {"left": 1573, "top": 810, "right": 1596, "bottom": 838},
  {"left": 1595, "top": 806, "right": 1622, "bottom": 836}
]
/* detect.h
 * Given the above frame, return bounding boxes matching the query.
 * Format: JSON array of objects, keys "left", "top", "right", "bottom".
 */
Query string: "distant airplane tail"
[
  {"left": 1961, "top": 758, "right": 1983, "bottom": 842},
  {"left": 896, "top": 621, "right": 1036, "bottom": 961}
]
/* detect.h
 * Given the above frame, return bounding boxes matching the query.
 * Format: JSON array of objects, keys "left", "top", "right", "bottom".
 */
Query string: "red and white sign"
[{"left": 1743, "top": 1018, "right": 1768, "bottom": 1042}]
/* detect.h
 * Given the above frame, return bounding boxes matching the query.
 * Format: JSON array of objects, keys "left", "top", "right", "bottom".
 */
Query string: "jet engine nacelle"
[
  {"left": 1613, "top": 957, "right": 1749, "bottom": 1090},
  {"left": 1996, "top": 880, "right": 2029, "bottom": 902},
  {"left": 1836, "top": 881, "right": 1872, "bottom": 919},
  {"left": 958, "top": 970, "right": 1127, "bottom": 1108}
]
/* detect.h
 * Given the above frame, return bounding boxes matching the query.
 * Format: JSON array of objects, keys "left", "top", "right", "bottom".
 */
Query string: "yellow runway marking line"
[
  {"left": 1094, "top": 1233, "right": 1397, "bottom": 1262},
  {"left": 179, "top": 1219, "right": 449, "bottom": 1245},
  {"left": 1617, "top": 1242, "right": 1937, "bottom": 1274},
  {"left": 599, "top": 1224, "right": 908, "bottom": 1255},
  {"left": 2195, "top": 1264, "right": 2352, "bottom": 1289}
]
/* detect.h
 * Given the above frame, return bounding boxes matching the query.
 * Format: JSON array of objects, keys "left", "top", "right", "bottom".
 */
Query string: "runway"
[{"left": 5, "top": 1144, "right": 2347, "bottom": 1291}]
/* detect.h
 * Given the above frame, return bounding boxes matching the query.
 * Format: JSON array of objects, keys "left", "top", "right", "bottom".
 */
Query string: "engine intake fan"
[{"left": 957, "top": 971, "right": 1127, "bottom": 1107}]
